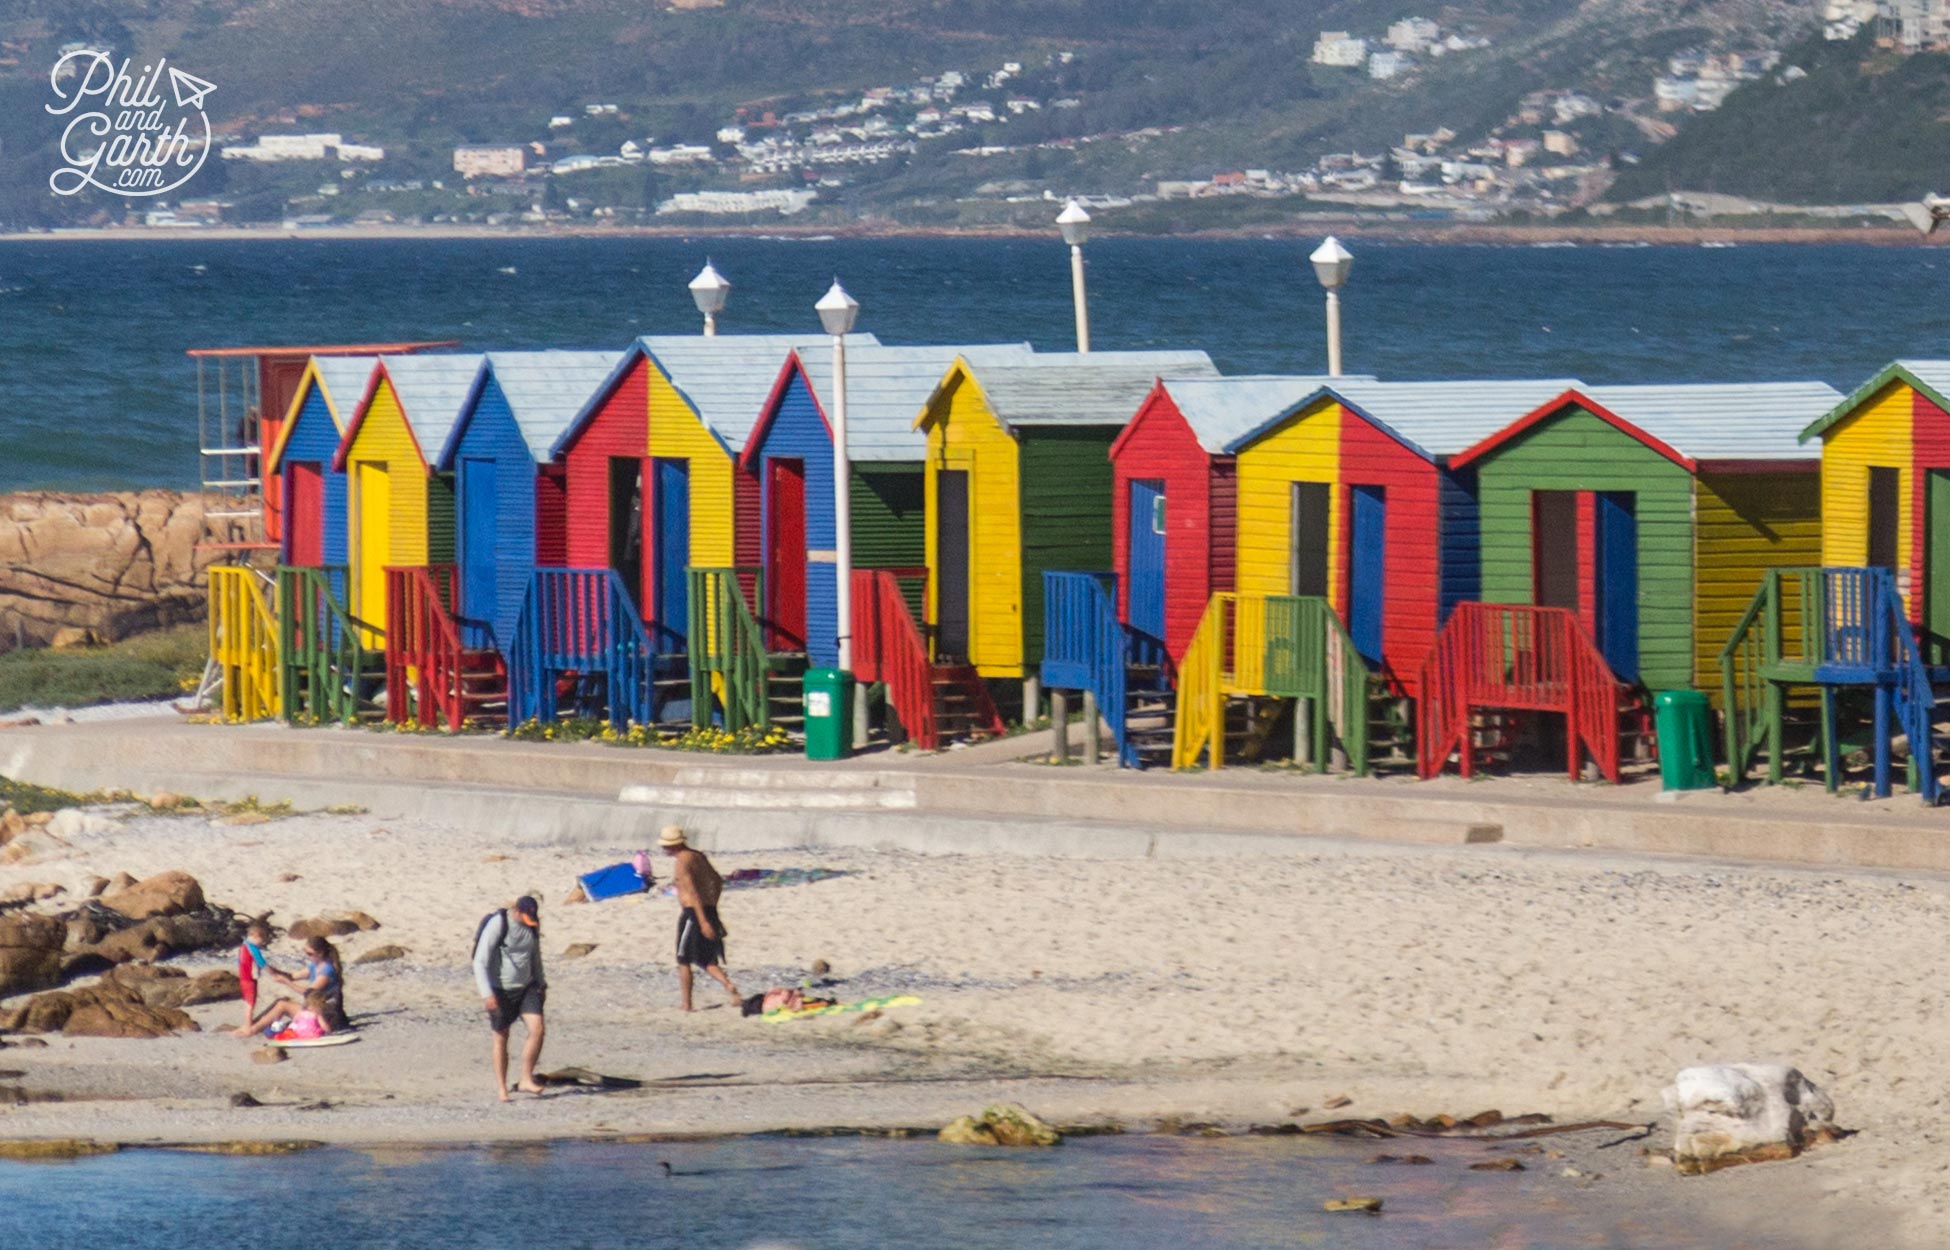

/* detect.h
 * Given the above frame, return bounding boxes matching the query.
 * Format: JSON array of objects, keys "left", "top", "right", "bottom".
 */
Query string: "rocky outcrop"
[
  {"left": 0, "top": 965, "right": 227, "bottom": 1037},
  {"left": 940, "top": 1103, "right": 1064, "bottom": 1147},
  {"left": 0, "top": 490, "right": 244, "bottom": 652},
  {"left": 100, "top": 871, "right": 205, "bottom": 921},
  {"left": 1664, "top": 1064, "right": 1838, "bottom": 1175},
  {"left": 0, "top": 914, "right": 64, "bottom": 997}
]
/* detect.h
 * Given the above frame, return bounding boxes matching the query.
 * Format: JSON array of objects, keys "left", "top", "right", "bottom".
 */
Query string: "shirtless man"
[{"left": 661, "top": 825, "right": 740, "bottom": 1011}]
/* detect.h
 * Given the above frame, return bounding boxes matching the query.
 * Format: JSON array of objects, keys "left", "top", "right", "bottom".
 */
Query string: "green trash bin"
[
  {"left": 1652, "top": 690, "right": 1716, "bottom": 791},
  {"left": 802, "top": 668, "right": 854, "bottom": 761}
]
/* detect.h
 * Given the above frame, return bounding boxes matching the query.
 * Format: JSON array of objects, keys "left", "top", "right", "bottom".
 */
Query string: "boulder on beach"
[
  {"left": 0, "top": 914, "right": 65, "bottom": 997},
  {"left": 352, "top": 945, "right": 407, "bottom": 966},
  {"left": 939, "top": 1103, "right": 1063, "bottom": 1147},
  {"left": 100, "top": 871, "right": 204, "bottom": 921},
  {"left": 1663, "top": 1063, "right": 1837, "bottom": 1175},
  {"left": 0, "top": 972, "right": 201, "bottom": 1039},
  {"left": 288, "top": 916, "right": 360, "bottom": 941}
]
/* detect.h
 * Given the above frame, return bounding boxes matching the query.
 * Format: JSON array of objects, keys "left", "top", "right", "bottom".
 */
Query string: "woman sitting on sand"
[{"left": 233, "top": 935, "right": 348, "bottom": 1037}]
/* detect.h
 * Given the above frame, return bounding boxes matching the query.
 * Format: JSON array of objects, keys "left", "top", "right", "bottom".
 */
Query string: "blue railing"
[
  {"left": 1809, "top": 567, "right": 1938, "bottom": 802},
  {"left": 508, "top": 568, "right": 659, "bottom": 727},
  {"left": 1041, "top": 571, "right": 1145, "bottom": 767}
]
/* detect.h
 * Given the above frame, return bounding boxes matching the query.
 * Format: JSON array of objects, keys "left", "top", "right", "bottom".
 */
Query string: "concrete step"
[
  {"left": 667, "top": 765, "right": 915, "bottom": 791},
  {"left": 617, "top": 781, "right": 917, "bottom": 810}
]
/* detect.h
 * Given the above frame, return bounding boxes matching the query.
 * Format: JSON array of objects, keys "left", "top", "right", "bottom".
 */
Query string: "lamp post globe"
[
  {"left": 1057, "top": 199, "right": 1093, "bottom": 352},
  {"left": 1057, "top": 197, "right": 1091, "bottom": 246},
  {"left": 815, "top": 278, "right": 860, "bottom": 337},
  {"left": 689, "top": 261, "right": 731, "bottom": 336}
]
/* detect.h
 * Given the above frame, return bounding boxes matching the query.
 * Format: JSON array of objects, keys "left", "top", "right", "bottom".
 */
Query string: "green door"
[{"left": 1928, "top": 470, "right": 1950, "bottom": 666}]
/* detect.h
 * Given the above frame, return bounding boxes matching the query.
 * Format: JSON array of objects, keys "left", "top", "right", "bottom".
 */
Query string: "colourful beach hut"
[
  {"left": 916, "top": 350, "right": 1214, "bottom": 709},
  {"left": 1427, "top": 381, "right": 1838, "bottom": 781},
  {"left": 522, "top": 334, "right": 875, "bottom": 728},
  {"left": 1800, "top": 361, "right": 1950, "bottom": 658},
  {"left": 436, "top": 351, "right": 621, "bottom": 654},
  {"left": 333, "top": 354, "right": 485, "bottom": 642},
  {"left": 264, "top": 355, "right": 377, "bottom": 570}
]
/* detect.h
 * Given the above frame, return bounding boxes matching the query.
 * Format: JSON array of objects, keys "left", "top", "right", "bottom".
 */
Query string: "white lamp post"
[
  {"left": 689, "top": 260, "right": 731, "bottom": 336},
  {"left": 816, "top": 279, "right": 861, "bottom": 683},
  {"left": 1310, "top": 235, "right": 1353, "bottom": 377},
  {"left": 1057, "top": 198, "right": 1091, "bottom": 353}
]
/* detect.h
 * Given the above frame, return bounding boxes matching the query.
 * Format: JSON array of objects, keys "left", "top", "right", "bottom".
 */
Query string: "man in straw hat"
[{"left": 662, "top": 825, "right": 740, "bottom": 1011}]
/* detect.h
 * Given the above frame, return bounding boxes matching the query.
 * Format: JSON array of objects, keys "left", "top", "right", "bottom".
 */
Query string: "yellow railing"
[
  {"left": 1173, "top": 594, "right": 1224, "bottom": 769},
  {"left": 208, "top": 566, "right": 280, "bottom": 722}
]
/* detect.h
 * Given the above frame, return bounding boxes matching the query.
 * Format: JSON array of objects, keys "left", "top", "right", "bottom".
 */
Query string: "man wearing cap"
[
  {"left": 662, "top": 825, "right": 740, "bottom": 1011},
  {"left": 474, "top": 895, "right": 546, "bottom": 1102}
]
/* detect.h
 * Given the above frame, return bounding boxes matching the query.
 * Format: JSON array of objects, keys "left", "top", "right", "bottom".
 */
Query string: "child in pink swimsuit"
[{"left": 267, "top": 990, "right": 333, "bottom": 1043}]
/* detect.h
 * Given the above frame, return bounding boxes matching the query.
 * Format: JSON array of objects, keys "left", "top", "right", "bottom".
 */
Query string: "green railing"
[
  {"left": 277, "top": 565, "right": 381, "bottom": 725},
  {"left": 1719, "top": 568, "right": 1821, "bottom": 788},
  {"left": 687, "top": 567, "right": 771, "bottom": 732}
]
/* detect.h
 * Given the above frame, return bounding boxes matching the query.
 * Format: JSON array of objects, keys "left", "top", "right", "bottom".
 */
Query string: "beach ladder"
[
  {"left": 384, "top": 564, "right": 508, "bottom": 731},
  {"left": 1040, "top": 571, "right": 1176, "bottom": 768},
  {"left": 276, "top": 566, "right": 383, "bottom": 725},
  {"left": 206, "top": 565, "right": 281, "bottom": 722},
  {"left": 507, "top": 568, "right": 685, "bottom": 729},
  {"left": 851, "top": 567, "right": 1004, "bottom": 751},
  {"left": 688, "top": 567, "right": 803, "bottom": 734}
]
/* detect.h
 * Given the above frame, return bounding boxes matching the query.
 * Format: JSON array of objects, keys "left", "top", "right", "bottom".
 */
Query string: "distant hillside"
[
  {"left": 1609, "top": 31, "right": 1950, "bottom": 204},
  {"left": 0, "top": 0, "right": 1829, "bottom": 227}
]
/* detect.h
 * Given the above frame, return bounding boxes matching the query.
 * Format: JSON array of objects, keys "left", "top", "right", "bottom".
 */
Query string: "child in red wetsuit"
[{"left": 237, "top": 921, "right": 277, "bottom": 1029}]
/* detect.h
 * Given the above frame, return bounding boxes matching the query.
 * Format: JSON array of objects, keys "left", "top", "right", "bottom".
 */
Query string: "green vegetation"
[
  {"left": 1611, "top": 32, "right": 1950, "bottom": 204},
  {"left": 0, "top": 776, "right": 100, "bottom": 815},
  {"left": 0, "top": 626, "right": 205, "bottom": 714}
]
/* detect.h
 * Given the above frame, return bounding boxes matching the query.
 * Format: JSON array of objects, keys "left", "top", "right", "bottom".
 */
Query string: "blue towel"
[{"left": 579, "top": 862, "right": 647, "bottom": 902}]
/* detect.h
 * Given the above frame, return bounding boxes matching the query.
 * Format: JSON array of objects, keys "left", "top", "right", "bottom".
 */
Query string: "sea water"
[
  {"left": 2, "top": 236, "right": 1949, "bottom": 491},
  {"left": 0, "top": 1135, "right": 1743, "bottom": 1248}
]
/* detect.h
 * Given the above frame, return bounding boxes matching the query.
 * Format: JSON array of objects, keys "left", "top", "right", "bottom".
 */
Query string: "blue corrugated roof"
[
  {"left": 1157, "top": 375, "right": 1362, "bottom": 454},
  {"left": 307, "top": 355, "right": 378, "bottom": 428},
  {"left": 1584, "top": 382, "right": 1841, "bottom": 462},
  {"left": 451, "top": 350, "right": 623, "bottom": 465},
  {"left": 796, "top": 343, "right": 1035, "bottom": 461},
  {"left": 638, "top": 333, "right": 878, "bottom": 454},
  {"left": 1323, "top": 378, "right": 1586, "bottom": 460}
]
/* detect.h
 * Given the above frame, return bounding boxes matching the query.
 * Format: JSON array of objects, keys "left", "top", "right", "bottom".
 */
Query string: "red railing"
[
  {"left": 385, "top": 564, "right": 467, "bottom": 731},
  {"left": 1416, "top": 602, "right": 1622, "bottom": 782},
  {"left": 853, "top": 567, "right": 942, "bottom": 749}
]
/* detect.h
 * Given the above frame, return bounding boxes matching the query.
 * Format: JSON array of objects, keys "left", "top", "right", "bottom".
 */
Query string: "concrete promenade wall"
[{"left": 2, "top": 720, "right": 1947, "bottom": 871}]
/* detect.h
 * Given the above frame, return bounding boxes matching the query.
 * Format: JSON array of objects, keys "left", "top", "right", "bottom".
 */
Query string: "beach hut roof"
[
  {"left": 267, "top": 355, "right": 378, "bottom": 472},
  {"left": 553, "top": 334, "right": 878, "bottom": 459},
  {"left": 370, "top": 353, "right": 487, "bottom": 461},
  {"left": 934, "top": 350, "right": 1217, "bottom": 431},
  {"left": 1306, "top": 378, "right": 1587, "bottom": 461},
  {"left": 782, "top": 342, "right": 1036, "bottom": 463},
  {"left": 1800, "top": 360, "right": 1950, "bottom": 442},
  {"left": 1147, "top": 375, "right": 1355, "bottom": 455},
  {"left": 440, "top": 350, "right": 623, "bottom": 468},
  {"left": 1583, "top": 382, "right": 1839, "bottom": 463},
  {"left": 1454, "top": 381, "right": 1841, "bottom": 470}
]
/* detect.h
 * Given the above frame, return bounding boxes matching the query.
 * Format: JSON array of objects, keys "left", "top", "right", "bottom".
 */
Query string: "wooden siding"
[
  {"left": 751, "top": 372, "right": 838, "bottom": 664},
  {"left": 1817, "top": 379, "right": 1911, "bottom": 597},
  {"left": 1109, "top": 389, "right": 1218, "bottom": 662},
  {"left": 564, "top": 356, "right": 648, "bottom": 570},
  {"left": 426, "top": 472, "right": 456, "bottom": 565},
  {"left": 853, "top": 466, "right": 925, "bottom": 568},
  {"left": 344, "top": 376, "right": 431, "bottom": 634},
  {"left": 646, "top": 364, "right": 740, "bottom": 580},
  {"left": 1911, "top": 389, "right": 1950, "bottom": 628},
  {"left": 1019, "top": 426, "right": 1118, "bottom": 665},
  {"left": 450, "top": 375, "right": 540, "bottom": 649},
  {"left": 1437, "top": 466, "right": 1479, "bottom": 626},
  {"left": 1338, "top": 409, "right": 1442, "bottom": 697},
  {"left": 1694, "top": 468, "right": 1820, "bottom": 695},
  {"left": 1210, "top": 458, "right": 1237, "bottom": 599},
  {"left": 1474, "top": 405, "right": 1696, "bottom": 690},
  {"left": 1234, "top": 396, "right": 1343, "bottom": 601},
  {"left": 534, "top": 466, "right": 568, "bottom": 568},
  {"left": 277, "top": 385, "right": 349, "bottom": 568},
  {"left": 923, "top": 370, "right": 1025, "bottom": 677}
]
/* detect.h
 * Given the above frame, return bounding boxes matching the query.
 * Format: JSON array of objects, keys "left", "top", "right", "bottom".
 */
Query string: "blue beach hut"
[{"left": 265, "top": 355, "right": 377, "bottom": 568}]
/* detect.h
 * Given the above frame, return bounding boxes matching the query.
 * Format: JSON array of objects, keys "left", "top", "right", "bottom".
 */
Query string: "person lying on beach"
[
  {"left": 236, "top": 920, "right": 282, "bottom": 1030},
  {"left": 739, "top": 987, "right": 836, "bottom": 1017},
  {"left": 263, "top": 989, "right": 335, "bottom": 1043},
  {"left": 234, "top": 935, "right": 347, "bottom": 1037},
  {"left": 661, "top": 825, "right": 740, "bottom": 1011}
]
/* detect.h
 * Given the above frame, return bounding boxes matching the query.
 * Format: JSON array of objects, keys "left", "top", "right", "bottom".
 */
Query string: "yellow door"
[{"left": 355, "top": 460, "right": 391, "bottom": 646}]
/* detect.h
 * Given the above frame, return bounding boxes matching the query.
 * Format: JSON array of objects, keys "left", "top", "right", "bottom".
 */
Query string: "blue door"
[
  {"left": 1128, "top": 480, "right": 1167, "bottom": 642},
  {"left": 1595, "top": 491, "right": 1638, "bottom": 681},
  {"left": 653, "top": 458, "right": 690, "bottom": 652},
  {"left": 1348, "top": 485, "right": 1386, "bottom": 666},
  {"left": 458, "top": 458, "right": 497, "bottom": 648}
]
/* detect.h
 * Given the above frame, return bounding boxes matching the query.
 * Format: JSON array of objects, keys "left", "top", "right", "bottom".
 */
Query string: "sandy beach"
[{"left": 0, "top": 798, "right": 1940, "bottom": 1245}]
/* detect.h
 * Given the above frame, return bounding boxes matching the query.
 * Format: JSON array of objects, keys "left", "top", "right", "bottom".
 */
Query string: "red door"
[
  {"left": 285, "top": 462, "right": 324, "bottom": 567},
  {"left": 766, "top": 458, "right": 807, "bottom": 652}
]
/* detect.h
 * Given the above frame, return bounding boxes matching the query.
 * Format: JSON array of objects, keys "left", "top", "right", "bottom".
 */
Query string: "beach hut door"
[
  {"left": 608, "top": 458, "right": 646, "bottom": 612},
  {"left": 1594, "top": 491, "right": 1638, "bottom": 682},
  {"left": 1869, "top": 467, "right": 1901, "bottom": 573},
  {"left": 766, "top": 458, "right": 808, "bottom": 653},
  {"left": 936, "top": 470, "right": 971, "bottom": 658},
  {"left": 1348, "top": 485, "right": 1386, "bottom": 665},
  {"left": 354, "top": 461, "right": 390, "bottom": 646},
  {"left": 1129, "top": 479, "right": 1167, "bottom": 641},
  {"left": 652, "top": 458, "right": 691, "bottom": 651},
  {"left": 1531, "top": 491, "right": 1580, "bottom": 612},
  {"left": 285, "top": 462, "right": 324, "bottom": 567},
  {"left": 459, "top": 457, "right": 497, "bottom": 645},
  {"left": 1289, "top": 482, "right": 1330, "bottom": 598},
  {"left": 1926, "top": 471, "right": 1950, "bottom": 665}
]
